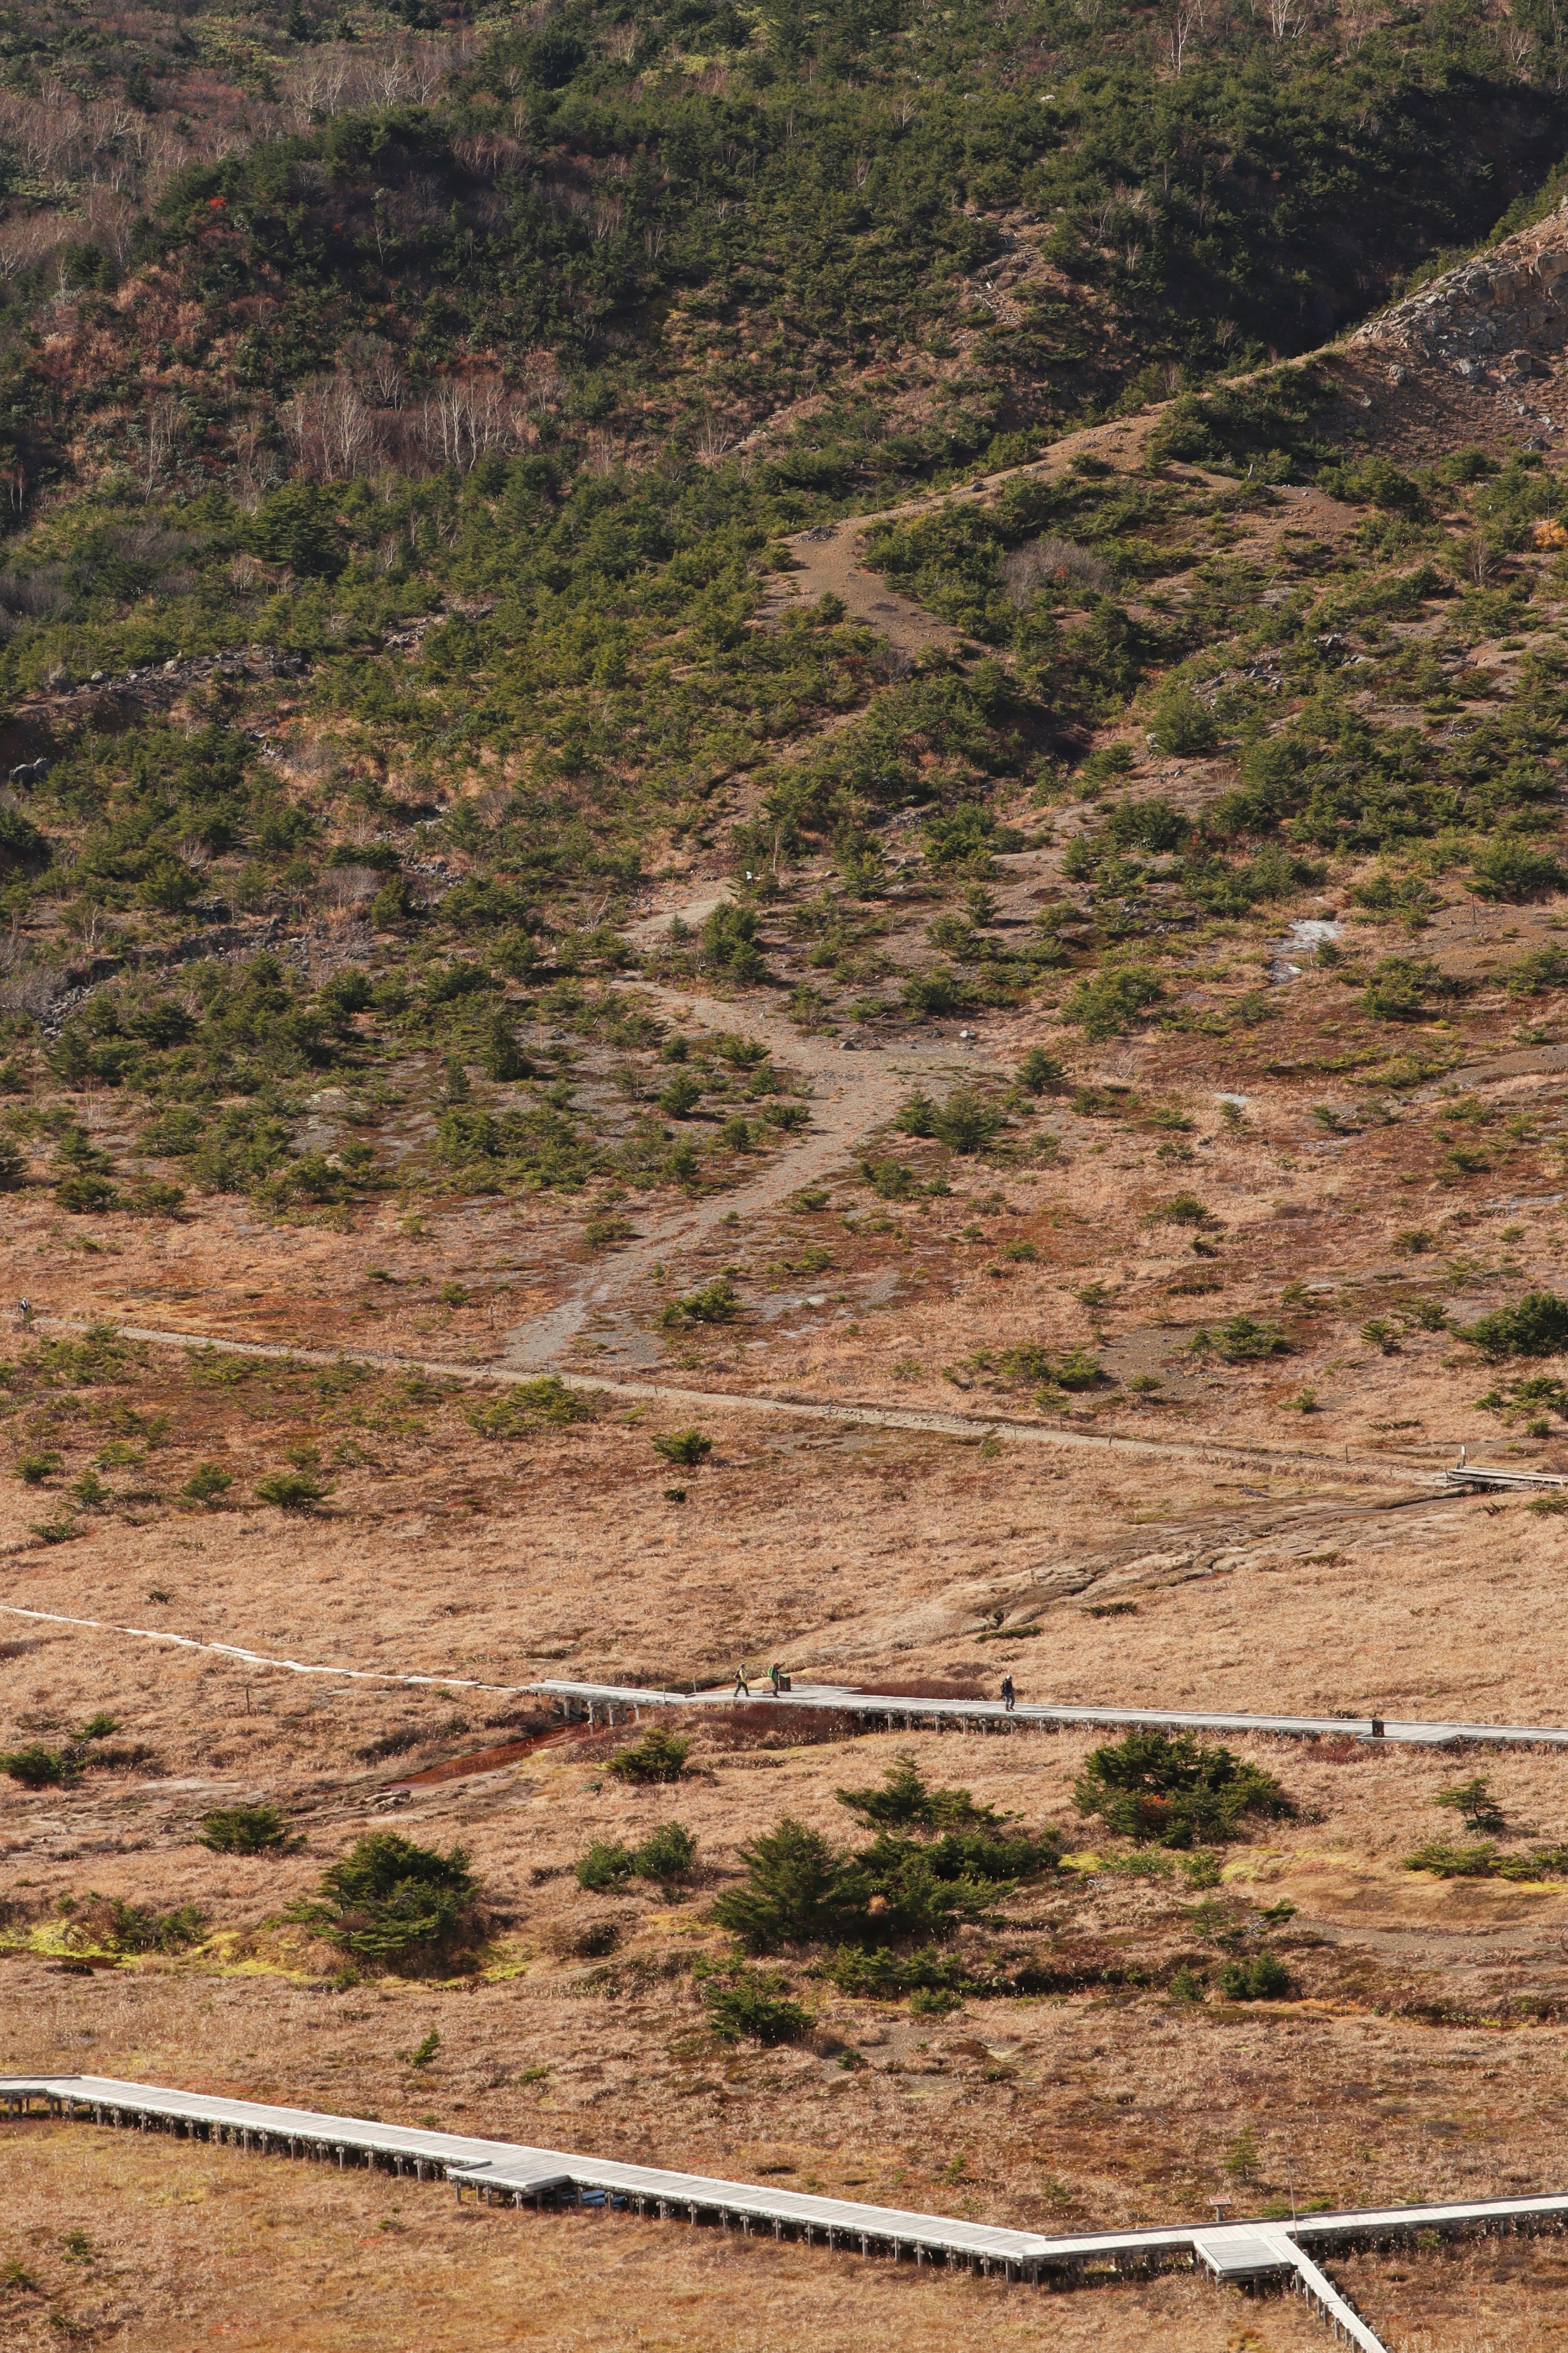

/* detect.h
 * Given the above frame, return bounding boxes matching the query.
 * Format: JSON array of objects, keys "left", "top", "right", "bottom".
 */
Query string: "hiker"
[
  {"left": 735, "top": 1661, "right": 751, "bottom": 1698},
  {"left": 769, "top": 1661, "right": 783, "bottom": 1695},
  {"left": 1001, "top": 1674, "right": 1016, "bottom": 1713}
]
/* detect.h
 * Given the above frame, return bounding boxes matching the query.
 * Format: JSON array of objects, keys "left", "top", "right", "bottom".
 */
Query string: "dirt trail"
[
  {"left": 757, "top": 410, "right": 1165, "bottom": 648},
  {"left": 0, "top": 1599, "right": 531, "bottom": 1697},
  {"left": 759, "top": 199, "right": 1568, "bottom": 652},
  {"left": 594, "top": 263, "right": 1564, "bottom": 1383},
  {"left": 620, "top": 890, "right": 738, "bottom": 948},
  {"left": 25, "top": 1311, "right": 1433, "bottom": 1489},
  {"left": 503, "top": 977, "right": 995, "bottom": 1367}
]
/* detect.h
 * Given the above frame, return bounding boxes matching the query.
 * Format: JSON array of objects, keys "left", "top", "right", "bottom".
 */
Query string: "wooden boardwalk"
[
  {"left": 531, "top": 1677, "right": 1568, "bottom": 1752},
  {"left": 15, "top": 2074, "right": 1568, "bottom": 2347}
]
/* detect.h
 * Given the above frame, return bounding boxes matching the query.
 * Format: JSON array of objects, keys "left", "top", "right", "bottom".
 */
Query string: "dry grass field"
[
  {"left": 4, "top": 980, "right": 1568, "bottom": 2353},
  {"left": 5, "top": 995, "right": 1568, "bottom": 2352},
  {"left": 12, "top": 351, "right": 1568, "bottom": 2353},
  {"left": 5, "top": 1347, "right": 1568, "bottom": 2349}
]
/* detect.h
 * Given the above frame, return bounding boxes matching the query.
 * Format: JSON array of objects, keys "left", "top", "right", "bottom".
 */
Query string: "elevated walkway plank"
[
  {"left": 530, "top": 1677, "right": 1568, "bottom": 1753},
  {"left": 13, "top": 2072, "right": 1568, "bottom": 2346}
]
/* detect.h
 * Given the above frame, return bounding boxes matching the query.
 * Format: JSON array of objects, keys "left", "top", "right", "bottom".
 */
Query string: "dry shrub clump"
[{"left": 701, "top": 1704, "right": 866, "bottom": 1751}]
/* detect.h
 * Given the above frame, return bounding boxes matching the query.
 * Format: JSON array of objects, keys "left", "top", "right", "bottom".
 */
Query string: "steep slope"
[{"left": 1325, "top": 194, "right": 1568, "bottom": 458}]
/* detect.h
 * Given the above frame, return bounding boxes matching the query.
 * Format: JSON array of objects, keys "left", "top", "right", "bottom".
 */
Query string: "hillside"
[{"left": 6, "top": 4, "right": 1568, "bottom": 2348}]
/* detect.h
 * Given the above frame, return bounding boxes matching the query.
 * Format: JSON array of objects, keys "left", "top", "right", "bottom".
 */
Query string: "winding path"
[
  {"left": 500, "top": 981, "right": 992, "bottom": 1368},
  {"left": 9, "top": 1604, "right": 1568, "bottom": 1756},
  {"left": 24, "top": 1311, "right": 1450, "bottom": 1487},
  {"left": 756, "top": 410, "right": 1163, "bottom": 649}
]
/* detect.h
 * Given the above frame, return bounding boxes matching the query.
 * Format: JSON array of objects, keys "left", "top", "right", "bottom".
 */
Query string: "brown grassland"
[
  {"left": 4, "top": 1247, "right": 1568, "bottom": 2348},
  {"left": 15, "top": 192, "right": 1568, "bottom": 2351}
]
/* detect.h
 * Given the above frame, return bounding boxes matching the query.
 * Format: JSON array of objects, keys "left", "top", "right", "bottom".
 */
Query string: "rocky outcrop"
[
  {"left": 3, "top": 645, "right": 309, "bottom": 762},
  {"left": 1328, "top": 198, "right": 1568, "bottom": 453}
]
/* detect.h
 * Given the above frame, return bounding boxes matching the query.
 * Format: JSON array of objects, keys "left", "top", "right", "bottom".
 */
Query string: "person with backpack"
[{"left": 1001, "top": 1674, "right": 1016, "bottom": 1713}]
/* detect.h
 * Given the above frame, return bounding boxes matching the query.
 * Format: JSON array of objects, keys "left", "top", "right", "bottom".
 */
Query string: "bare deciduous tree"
[
  {"left": 1000, "top": 535, "right": 1114, "bottom": 606},
  {"left": 1165, "top": 5, "right": 1199, "bottom": 73},
  {"left": 140, "top": 396, "right": 187, "bottom": 501},
  {"left": 414, "top": 375, "right": 525, "bottom": 473},
  {"left": 0, "top": 214, "right": 68, "bottom": 283},
  {"left": 695, "top": 416, "right": 741, "bottom": 464},
  {"left": 341, "top": 333, "right": 408, "bottom": 411},
  {"left": 281, "top": 375, "right": 382, "bottom": 481},
  {"left": 1498, "top": 19, "right": 1536, "bottom": 72}
]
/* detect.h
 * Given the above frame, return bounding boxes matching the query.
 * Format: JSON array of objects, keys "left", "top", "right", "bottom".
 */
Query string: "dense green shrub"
[
  {"left": 1404, "top": 1840, "right": 1507, "bottom": 1878},
  {"left": 861, "top": 1156, "right": 917, "bottom": 1198},
  {"left": 834, "top": 1753, "right": 1000, "bottom": 1832},
  {"left": 632, "top": 1821, "right": 698, "bottom": 1883},
  {"left": 181, "top": 1463, "right": 232, "bottom": 1505},
  {"left": 607, "top": 1729, "right": 690, "bottom": 1785},
  {"left": 822, "top": 1943, "right": 971, "bottom": 1999},
  {"left": 1195, "top": 1316, "right": 1292, "bottom": 1363},
  {"left": 291, "top": 1832, "right": 478, "bottom": 1968},
  {"left": 1362, "top": 957, "right": 1448, "bottom": 1021},
  {"left": 1074, "top": 1730, "right": 1294, "bottom": 1848},
  {"left": 1145, "top": 688, "right": 1217, "bottom": 758},
  {"left": 199, "top": 1802, "right": 292, "bottom": 1856},
  {"left": 465, "top": 1377, "right": 595, "bottom": 1436},
  {"left": 1103, "top": 795, "right": 1191, "bottom": 853},
  {"left": 702, "top": 1966, "right": 811, "bottom": 2045},
  {"left": 570, "top": 1822, "right": 697, "bottom": 1892},
  {"left": 1434, "top": 1775, "right": 1507, "bottom": 1835},
  {"left": 1405, "top": 1840, "right": 1568, "bottom": 1880},
  {"left": 1017, "top": 1049, "right": 1068, "bottom": 1095},
  {"left": 56, "top": 1172, "right": 118, "bottom": 1214},
  {"left": 1, "top": 1742, "right": 79, "bottom": 1788},
  {"left": 902, "top": 968, "right": 978, "bottom": 1017},
  {"left": 1216, "top": 1951, "right": 1291, "bottom": 2001},
  {"left": 254, "top": 1469, "right": 330, "bottom": 1511},
  {"left": 714, "top": 1760, "right": 1059, "bottom": 1953},
  {"left": 651, "top": 1429, "right": 713, "bottom": 1466},
  {"left": 1063, "top": 966, "right": 1164, "bottom": 1039},
  {"left": 700, "top": 903, "right": 766, "bottom": 982},
  {"left": 1507, "top": 944, "right": 1568, "bottom": 995},
  {"left": 1470, "top": 836, "right": 1564, "bottom": 900},
  {"left": 97, "top": 1900, "right": 207, "bottom": 1954},
  {"left": 928, "top": 1088, "right": 1002, "bottom": 1153},
  {"left": 1460, "top": 1291, "right": 1568, "bottom": 1361},
  {"left": 710, "top": 1818, "right": 854, "bottom": 1951},
  {"left": 575, "top": 1838, "right": 635, "bottom": 1890},
  {"left": 1160, "top": 1192, "right": 1212, "bottom": 1225},
  {"left": 661, "top": 1279, "right": 740, "bottom": 1328}
]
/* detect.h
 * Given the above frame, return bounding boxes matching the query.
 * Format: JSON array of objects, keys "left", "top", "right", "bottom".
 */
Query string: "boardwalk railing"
[
  {"left": 14, "top": 2074, "right": 1568, "bottom": 2347},
  {"left": 528, "top": 1677, "right": 1568, "bottom": 1753}
]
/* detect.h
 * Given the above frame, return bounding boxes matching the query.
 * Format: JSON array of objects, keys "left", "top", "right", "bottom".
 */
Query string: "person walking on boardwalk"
[
  {"left": 735, "top": 1661, "right": 751, "bottom": 1698},
  {"left": 1001, "top": 1674, "right": 1016, "bottom": 1713},
  {"left": 769, "top": 1661, "right": 783, "bottom": 1695}
]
